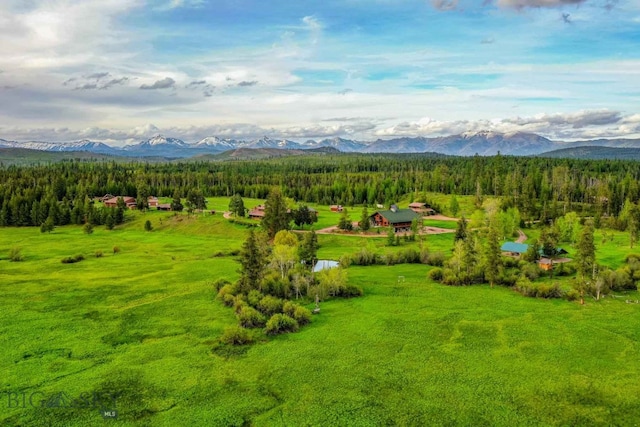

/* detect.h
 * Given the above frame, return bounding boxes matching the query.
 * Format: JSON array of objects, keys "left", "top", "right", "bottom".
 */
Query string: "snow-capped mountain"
[
  {"left": 194, "top": 136, "right": 238, "bottom": 149},
  {"left": 125, "top": 135, "right": 188, "bottom": 149},
  {"left": 2, "top": 131, "right": 640, "bottom": 159},
  {"left": 240, "top": 136, "right": 302, "bottom": 150},
  {"left": 0, "top": 139, "right": 118, "bottom": 154}
]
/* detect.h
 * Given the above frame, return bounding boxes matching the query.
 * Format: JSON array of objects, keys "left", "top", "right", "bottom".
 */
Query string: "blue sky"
[{"left": 0, "top": 0, "right": 639, "bottom": 144}]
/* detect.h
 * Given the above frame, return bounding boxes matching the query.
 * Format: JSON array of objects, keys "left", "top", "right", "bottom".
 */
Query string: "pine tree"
[
  {"left": 239, "top": 230, "right": 268, "bottom": 293},
  {"left": 40, "top": 216, "right": 55, "bottom": 233},
  {"left": 171, "top": 190, "right": 184, "bottom": 212},
  {"left": 337, "top": 208, "right": 352, "bottom": 231},
  {"left": 449, "top": 195, "right": 460, "bottom": 217},
  {"left": 455, "top": 216, "right": 467, "bottom": 242},
  {"left": 359, "top": 207, "right": 370, "bottom": 231},
  {"left": 484, "top": 217, "right": 502, "bottom": 288},
  {"left": 105, "top": 211, "right": 115, "bottom": 230},
  {"left": 262, "top": 188, "right": 290, "bottom": 239},
  {"left": 387, "top": 226, "right": 396, "bottom": 246},
  {"left": 575, "top": 222, "right": 596, "bottom": 305},
  {"left": 228, "top": 194, "right": 245, "bottom": 217},
  {"left": 299, "top": 230, "right": 319, "bottom": 267}
]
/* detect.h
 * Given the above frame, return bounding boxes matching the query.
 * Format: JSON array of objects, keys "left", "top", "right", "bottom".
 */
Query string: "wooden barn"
[
  {"left": 104, "top": 196, "right": 137, "bottom": 209},
  {"left": 369, "top": 205, "right": 419, "bottom": 232},
  {"left": 248, "top": 205, "right": 266, "bottom": 219}
]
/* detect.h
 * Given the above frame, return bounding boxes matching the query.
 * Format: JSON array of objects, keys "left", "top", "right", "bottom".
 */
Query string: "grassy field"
[{"left": 1, "top": 209, "right": 640, "bottom": 426}]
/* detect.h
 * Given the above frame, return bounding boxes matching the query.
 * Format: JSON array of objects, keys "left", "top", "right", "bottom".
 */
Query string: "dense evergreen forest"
[{"left": 1, "top": 153, "right": 640, "bottom": 227}]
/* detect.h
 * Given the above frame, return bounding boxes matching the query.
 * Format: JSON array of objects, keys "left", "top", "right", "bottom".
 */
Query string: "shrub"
[
  {"left": 426, "top": 251, "right": 445, "bottom": 267},
  {"left": 338, "top": 254, "right": 353, "bottom": 267},
  {"left": 503, "top": 257, "right": 519, "bottom": 269},
  {"left": 536, "top": 283, "right": 563, "bottom": 298},
  {"left": 61, "top": 254, "right": 85, "bottom": 264},
  {"left": 219, "top": 326, "right": 254, "bottom": 346},
  {"left": 514, "top": 276, "right": 535, "bottom": 297},
  {"left": 497, "top": 270, "right": 518, "bottom": 287},
  {"left": 222, "top": 293, "right": 236, "bottom": 307},
  {"left": 212, "top": 278, "right": 231, "bottom": 292},
  {"left": 340, "top": 284, "right": 363, "bottom": 298},
  {"left": 233, "top": 295, "right": 247, "bottom": 314},
  {"left": 515, "top": 276, "right": 562, "bottom": 298},
  {"left": 9, "top": 247, "right": 23, "bottom": 262},
  {"left": 237, "top": 306, "right": 266, "bottom": 328},
  {"left": 520, "top": 263, "right": 540, "bottom": 280},
  {"left": 428, "top": 267, "right": 444, "bottom": 282},
  {"left": 257, "top": 295, "right": 284, "bottom": 316},
  {"left": 247, "top": 290, "right": 264, "bottom": 307},
  {"left": 554, "top": 262, "right": 576, "bottom": 277},
  {"left": 565, "top": 289, "right": 580, "bottom": 301},
  {"left": 399, "top": 248, "right": 421, "bottom": 264},
  {"left": 351, "top": 248, "right": 379, "bottom": 266},
  {"left": 144, "top": 220, "right": 153, "bottom": 231},
  {"left": 265, "top": 314, "right": 299, "bottom": 335},
  {"left": 625, "top": 253, "right": 640, "bottom": 263},
  {"left": 293, "top": 305, "right": 312, "bottom": 325},
  {"left": 282, "top": 301, "right": 296, "bottom": 317},
  {"left": 83, "top": 223, "right": 94, "bottom": 234},
  {"left": 95, "top": 250, "right": 103, "bottom": 258},
  {"left": 113, "top": 246, "right": 121, "bottom": 254},
  {"left": 217, "top": 283, "right": 239, "bottom": 299}
]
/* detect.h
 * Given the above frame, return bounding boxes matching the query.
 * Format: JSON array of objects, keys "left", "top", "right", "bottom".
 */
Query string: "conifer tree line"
[{"left": 2, "top": 154, "right": 640, "bottom": 226}]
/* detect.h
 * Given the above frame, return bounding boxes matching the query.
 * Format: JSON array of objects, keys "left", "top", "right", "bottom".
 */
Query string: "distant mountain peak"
[{"left": 141, "top": 135, "right": 187, "bottom": 146}]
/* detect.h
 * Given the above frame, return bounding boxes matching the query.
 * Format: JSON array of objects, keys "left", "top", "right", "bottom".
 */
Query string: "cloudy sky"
[{"left": 0, "top": 0, "right": 639, "bottom": 145}]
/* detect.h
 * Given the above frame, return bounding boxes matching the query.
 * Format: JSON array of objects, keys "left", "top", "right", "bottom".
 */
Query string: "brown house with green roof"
[{"left": 369, "top": 205, "right": 419, "bottom": 232}]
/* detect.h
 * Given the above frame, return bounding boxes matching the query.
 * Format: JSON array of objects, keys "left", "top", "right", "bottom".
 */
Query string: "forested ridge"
[{"left": 2, "top": 153, "right": 640, "bottom": 226}]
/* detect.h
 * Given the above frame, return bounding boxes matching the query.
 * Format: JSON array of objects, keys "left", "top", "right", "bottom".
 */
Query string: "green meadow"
[{"left": 1, "top": 208, "right": 640, "bottom": 426}]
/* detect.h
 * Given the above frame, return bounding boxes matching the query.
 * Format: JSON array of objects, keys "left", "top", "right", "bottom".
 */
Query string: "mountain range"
[{"left": 1, "top": 132, "right": 639, "bottom": 159}]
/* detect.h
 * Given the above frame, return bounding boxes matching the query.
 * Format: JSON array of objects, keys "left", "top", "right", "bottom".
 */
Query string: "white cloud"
[
  {"left": 0, "top": 1, "right": 143, "bottom": 71},
  {"left": 375, "top": 110, "right": 640, "bottom": 140},
  {"left": 3, "top": 109, "right": 639, "bottom": 144},
  {"left": 494, "top": 0, "right": 586, "bottom": 9},
  {"left": 301, "top": 15, "right": 323, "bottom": 44},
  {"left": 156, "top": 0, "right": 205, "bottom": 12}
]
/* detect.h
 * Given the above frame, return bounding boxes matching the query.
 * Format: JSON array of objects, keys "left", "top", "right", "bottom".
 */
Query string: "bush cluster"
[
  {"left": 219, "top": 326, "right": 254, "bottom": 346},
  {"left": 342, "top": 247, "right": 445, "bottom": 267},
  {"left": 61, "top": 254, "right": 85, "bottom": 264},
  {"left": 514, "top": 277, "right": 562, "bottom": 299},
  {"left": 9, "top": 247, "right": 24, "bottom": 262},
  {"left": 265, "top": 313, "right": 299, "bottom": 335}
]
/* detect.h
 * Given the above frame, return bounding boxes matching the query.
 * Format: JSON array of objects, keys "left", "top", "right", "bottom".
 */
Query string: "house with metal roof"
[
  {"left": 501, "top": 242, "right": 530, "bottom": 256},
  {"left": 369, "top": 205, "right": 419, "bottom": 232}
]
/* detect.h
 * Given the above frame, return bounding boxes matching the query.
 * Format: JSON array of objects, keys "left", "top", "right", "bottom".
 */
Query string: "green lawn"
[{"left": 1, "top": 212, "right": 640, "bottom": 426}]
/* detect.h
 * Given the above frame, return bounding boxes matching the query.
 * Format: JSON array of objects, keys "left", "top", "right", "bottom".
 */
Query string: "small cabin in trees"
[
  {"left": 408, "top": 202, "right": 436, "bottom": 216},
  {"left": 369, "top": 205, "right": 419, "bottom": 232},
  {"left": 147, "top": 196, "right": 159, "bottom": 208},
  {"left": 157, "top": 203, "right": 172, "bottom": 211},
  {"left": 330, "top": 205, "right": 344, "bottom": 212},
  {"left": 104, "top": 196, "right": 137, "bottom": 209},
  {"left": 248, "top": 205, "right": 266, "bottom": 219}
]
